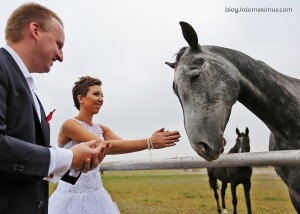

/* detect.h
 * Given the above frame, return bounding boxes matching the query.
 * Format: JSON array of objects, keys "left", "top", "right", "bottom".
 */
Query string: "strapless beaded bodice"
[{"left": 55, "top": 119, "right": 104, "bottom": 193}]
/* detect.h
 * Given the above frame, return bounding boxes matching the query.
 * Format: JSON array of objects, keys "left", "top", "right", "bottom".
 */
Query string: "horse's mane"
[{"left": 175, "top": 47, "right": 187, "bottom": 62}]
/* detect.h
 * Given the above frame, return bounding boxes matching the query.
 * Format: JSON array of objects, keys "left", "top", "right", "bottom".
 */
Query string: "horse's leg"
[
  {"left": 288, "top": 188, "right": 300, "bottom": 212},
  {"left": 221, "top": 182, "right": 228, "bottom": 214},
  {"left": 209, "top": 175, "right": 221, "bottom": 214},
  {"left": 243, "top": 179, "right": 252, "bottom": 214},
  {"left": 231, "top": 183, "right": 238, "bottom": 214}
]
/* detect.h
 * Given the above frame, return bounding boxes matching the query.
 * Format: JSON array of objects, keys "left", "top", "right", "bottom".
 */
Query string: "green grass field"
[{"left": 49, "top": 167, "right": 296, "bottom": 214}]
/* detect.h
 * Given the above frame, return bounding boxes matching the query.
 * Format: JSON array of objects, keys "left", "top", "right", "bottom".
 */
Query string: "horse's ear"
[
  {"left": 165, "top": 62, "right": 176, "bottom": 69},
  {"left": 245, "top": 127, "right": 249, "bottom": 135},
  {"left": 236, "top": 128, "right": 240, "bottom": 135},
  {"left": 179, "top": 21, "right": 201, "bottom": 52}
]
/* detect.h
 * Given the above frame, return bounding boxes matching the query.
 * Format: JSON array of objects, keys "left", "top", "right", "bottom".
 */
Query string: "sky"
[{"left": 1, "top": 0, "right": 299, "bottom": 162}]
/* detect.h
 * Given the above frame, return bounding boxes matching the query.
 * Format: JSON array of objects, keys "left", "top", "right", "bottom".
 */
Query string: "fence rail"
[{"left": 100, "top": 150, "right": 300, "bottom": 171}]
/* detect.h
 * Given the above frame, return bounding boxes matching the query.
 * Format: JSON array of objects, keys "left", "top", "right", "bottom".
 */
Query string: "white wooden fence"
[{"left": 100, "top": 150, "right": 300, "bottom": 171}]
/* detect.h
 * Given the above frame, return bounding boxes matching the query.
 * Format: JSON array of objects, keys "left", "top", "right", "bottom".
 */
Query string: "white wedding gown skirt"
[{"left": 49, "top": 169, "right": 119, "bottom": 214}]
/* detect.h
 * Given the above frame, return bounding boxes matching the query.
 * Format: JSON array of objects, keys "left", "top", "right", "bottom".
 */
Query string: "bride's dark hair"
[{"left": 72, "top": 76, "right": 102, "bottom": 110}]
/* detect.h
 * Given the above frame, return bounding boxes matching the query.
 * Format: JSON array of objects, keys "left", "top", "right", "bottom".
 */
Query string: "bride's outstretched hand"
[{"left": 150, "top": 128, "right": 181, "bottom": 149}]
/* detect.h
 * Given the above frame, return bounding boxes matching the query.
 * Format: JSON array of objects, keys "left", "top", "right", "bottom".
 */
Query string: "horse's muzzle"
[{"left": 191, "top": 137, "right": 226, "bottom": 161}]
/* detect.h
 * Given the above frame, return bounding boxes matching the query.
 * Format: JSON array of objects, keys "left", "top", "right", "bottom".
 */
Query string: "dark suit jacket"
[{"left": 0, "top": 47, "right": 70, "bottom": 213}]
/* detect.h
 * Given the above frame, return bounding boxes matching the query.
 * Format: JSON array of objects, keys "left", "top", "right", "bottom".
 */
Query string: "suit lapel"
[
  {"left": 1, "top": 48, "right": 50, "bottom": 147},
  {"left": 0, "top": 48, "right": 38, "bottom": 115},
  {"left": 36, "top": 95, "right": 50, "bottom": 147}
]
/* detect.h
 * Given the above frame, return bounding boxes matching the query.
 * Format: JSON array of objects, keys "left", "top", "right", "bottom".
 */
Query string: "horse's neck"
[
  {"left": 228, "top": 147, "right": 239, "bottom": 153},
  {"left": 228, "top": 142, "right": 240, "bottom": 153},
  {"left": 228, "top": 143, "right": 250, "bottom": 153},
  {"left": 214, "top": 47, "right": 300, "bottom": 139}
]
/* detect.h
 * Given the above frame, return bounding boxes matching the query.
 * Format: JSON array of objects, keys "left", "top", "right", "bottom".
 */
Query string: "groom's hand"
[
  {"left": 82, "top": 141, "right": 111, "bottom": 173},
  {"left": 70, "top": 140, "right": 111, "bottom": 171}
]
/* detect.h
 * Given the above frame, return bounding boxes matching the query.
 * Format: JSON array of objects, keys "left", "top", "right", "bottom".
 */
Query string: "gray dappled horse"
[
  {"left": 166, "top": 21, "right": 300, "bottom": 212},
  {"left": 207, "top": 128, "right": 252, "bottom": 214}
]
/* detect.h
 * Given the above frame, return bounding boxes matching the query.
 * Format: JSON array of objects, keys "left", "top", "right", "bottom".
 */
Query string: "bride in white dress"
[
  {"left": 48, "top": 76, "right": 181, "bottom": 214},
  {"left": 49, "top": 119, "right": 120, "bottom": 214}
]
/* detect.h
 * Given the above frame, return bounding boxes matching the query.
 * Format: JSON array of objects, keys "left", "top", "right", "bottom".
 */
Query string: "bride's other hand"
[{"left": 81, "top": 141, "right": 111, "bottom": 173}]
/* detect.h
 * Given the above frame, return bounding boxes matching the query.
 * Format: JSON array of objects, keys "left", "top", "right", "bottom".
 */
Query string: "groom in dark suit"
[{"left": 0, "top": 3, "right": 110, "bottom": 214}]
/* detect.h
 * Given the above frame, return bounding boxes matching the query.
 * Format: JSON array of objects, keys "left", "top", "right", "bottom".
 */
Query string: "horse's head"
[
  {"left": 236, "top": 127, "right": 250, "bottom": 153},
  {"left": 166, "top": 22, "right": 240, "bottom": 161}
]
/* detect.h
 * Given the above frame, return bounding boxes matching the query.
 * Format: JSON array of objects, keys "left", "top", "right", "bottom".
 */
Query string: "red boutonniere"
[{"left": 46, "top": 109, "right": 56, "bottom": 124}]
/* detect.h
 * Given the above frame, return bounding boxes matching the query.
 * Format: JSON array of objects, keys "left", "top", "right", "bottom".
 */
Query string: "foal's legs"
[
  {"left": 243, "top": 179, "right": 252, "bottom": 214},
  {"left": 209, "top": 175, "right": 221, "bottom": 214},
  {"left": 230, "top": 183, "right": 238, "bottom": 214},
  {"left": 288, "top": 188, "right": 300, "bottom": 213},
  {"left": 221, "top": 182, "right": 228, "bottom": 213}
]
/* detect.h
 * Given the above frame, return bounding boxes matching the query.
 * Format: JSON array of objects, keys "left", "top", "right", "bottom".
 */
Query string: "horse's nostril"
[
  {"left": 192, "top": 141, "right": 220, "bottom": 161},
  {"left": 198, "top": 143, "right": 206, "bottom": 153},
  {"left": 198, "top": 142, "right": 211, "bottom": 154}
]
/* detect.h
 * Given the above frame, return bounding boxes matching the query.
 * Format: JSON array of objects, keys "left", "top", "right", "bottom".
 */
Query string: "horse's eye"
[
  {"left": 191, "top": 73, "right": 199, "bottom": 83},
  {"left": 188, "top": 69, "right": 200, "bottom": 83}
]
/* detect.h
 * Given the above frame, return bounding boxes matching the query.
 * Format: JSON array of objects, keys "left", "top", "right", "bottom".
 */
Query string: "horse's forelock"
[{"left": 175, "top": 47, "right": 187, "bottom": 62}]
